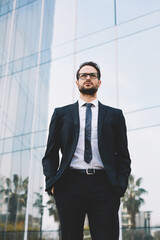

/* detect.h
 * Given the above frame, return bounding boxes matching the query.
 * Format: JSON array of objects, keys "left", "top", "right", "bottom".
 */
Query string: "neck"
[{"left": 79, "top": 93, "right": 97, "bottom": 103}]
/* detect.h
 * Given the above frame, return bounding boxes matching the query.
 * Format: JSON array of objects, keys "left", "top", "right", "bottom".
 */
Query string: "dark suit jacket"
[{"left": 42, "top": 101, "right": 131, "bottom": 197}]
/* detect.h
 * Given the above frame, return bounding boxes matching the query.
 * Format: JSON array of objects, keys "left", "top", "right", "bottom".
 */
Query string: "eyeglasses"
[{"left": 78, "top": 73, "right": 98, "bottom": 80}]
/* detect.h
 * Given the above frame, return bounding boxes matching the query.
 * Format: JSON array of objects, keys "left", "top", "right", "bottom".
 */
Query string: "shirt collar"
[{"left": 78, "top": 98, "right": 98, "bottom": 107}]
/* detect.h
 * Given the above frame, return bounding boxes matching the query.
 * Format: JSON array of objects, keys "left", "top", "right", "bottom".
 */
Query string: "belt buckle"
[{"left": 86, "top": 169, "right": 95, "bottom": 175}]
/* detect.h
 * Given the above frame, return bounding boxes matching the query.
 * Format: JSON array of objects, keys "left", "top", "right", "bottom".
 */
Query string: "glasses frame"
[{"left": 78, "top": 73, "right": 99, "bottom": 80}]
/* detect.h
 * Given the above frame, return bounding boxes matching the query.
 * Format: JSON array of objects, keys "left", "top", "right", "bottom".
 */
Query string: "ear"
[
  {"left": 76, "top": 80, "right": 79, "bottom": 86},
  {"left": 98, "top": 80, "right": 101, "bottom": 87}
]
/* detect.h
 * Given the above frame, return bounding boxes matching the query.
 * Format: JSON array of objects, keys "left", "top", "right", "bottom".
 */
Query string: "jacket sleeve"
[
  {"left": 42, "top": 108, "right": 60, "bottom": 194},
  {"left": 115, "top": 110, "right": 131, "bottom": 197}
]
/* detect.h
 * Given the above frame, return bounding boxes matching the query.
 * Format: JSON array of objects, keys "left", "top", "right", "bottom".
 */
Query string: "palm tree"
[
  {"left": 122, "top": 174, "right": 147, "bottom": 228},
  {"left": 46, "top": 195, "right": 61, "bottom": 239},
  {"left": 0, "top": 174, "right": 28, "bottom": 224},
  {"left": 46, "top": 196, "right": 59, "bottom": 223},
  {"left": 33, "top": 190, "right": 44, "bottom": 240},
  {"left": 33, "top": 191, "right": 43, "bottom": 215},
  {"left": 33, "top": 192, "right": 60, "bottom": 238}
]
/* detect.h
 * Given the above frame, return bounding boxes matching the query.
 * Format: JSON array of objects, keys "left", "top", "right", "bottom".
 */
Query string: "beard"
[
  {"left": 78, "top": 81, "right": 99, "bottom": 96},
  {"left": 79, "top": 86, "right": 98, "bottom": 96}
]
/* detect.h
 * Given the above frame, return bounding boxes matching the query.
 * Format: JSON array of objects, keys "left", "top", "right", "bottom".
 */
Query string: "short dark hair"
[{"left": 76, "top": 61, "right": 101, "bottom": 80}]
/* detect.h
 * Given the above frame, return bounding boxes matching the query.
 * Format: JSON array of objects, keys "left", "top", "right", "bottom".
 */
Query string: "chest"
[{"left": 79, "top": 106, "right": 98, "bottom": 139}]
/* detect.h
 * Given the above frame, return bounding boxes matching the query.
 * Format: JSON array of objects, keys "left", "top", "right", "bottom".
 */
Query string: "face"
[{"left": 76, "top": 65, "right": 101, "bottom": 96}]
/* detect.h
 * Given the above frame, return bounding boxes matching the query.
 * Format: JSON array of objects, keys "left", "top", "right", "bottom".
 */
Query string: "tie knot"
[{"left": 85, "top": 103, "right": 92, "bottom": 108}]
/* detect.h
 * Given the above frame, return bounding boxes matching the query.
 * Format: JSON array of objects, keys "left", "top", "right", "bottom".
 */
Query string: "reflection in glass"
[{"left": 0, "top": 0, "right": 55, "bottom": 239}]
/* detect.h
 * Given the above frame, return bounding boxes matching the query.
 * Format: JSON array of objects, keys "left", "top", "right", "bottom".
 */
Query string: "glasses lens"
[
  {"left": 79, "top": 73, "right": 88, "bottom": 79},
  {"left": 89, "top": 73, "right": 97, "bottom": 79},
  {"left": 79, "top": 73, "right": 98, "bottom": 79}
]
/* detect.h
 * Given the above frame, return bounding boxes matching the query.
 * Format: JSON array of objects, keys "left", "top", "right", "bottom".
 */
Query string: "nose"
[{"left": 86, "top": 74, "right": 91, "bottom": 79}]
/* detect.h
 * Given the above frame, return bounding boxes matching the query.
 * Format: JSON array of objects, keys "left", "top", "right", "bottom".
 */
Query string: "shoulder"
[
  {"left": 99, "top": 101, "right": 122, "bottom": 115},
  {"left": 52, "top": 101, "right": 78, "bottom": 115},
  {"left": 56, "top": 101, "right": 77, "bottom": 111}
]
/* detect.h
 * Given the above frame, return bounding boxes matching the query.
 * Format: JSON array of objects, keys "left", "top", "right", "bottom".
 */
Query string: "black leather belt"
[{"left": 69, "top": 168, "right": 105, "bottom": 175}]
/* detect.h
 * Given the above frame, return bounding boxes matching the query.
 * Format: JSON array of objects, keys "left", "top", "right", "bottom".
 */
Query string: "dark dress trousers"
[{"left": 42, "top": 101, "right": 131, "bottom": 240}]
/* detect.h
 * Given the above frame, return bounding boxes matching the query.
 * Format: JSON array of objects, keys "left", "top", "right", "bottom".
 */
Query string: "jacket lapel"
[
  {"left": 69, "top": 101, "right": 80, "bottom": 157},
  {"left": 70, "top": 101, "right": 79, "bottom": 128},
  {"left": 98, "top": 101, "right": 108, "bottom": 141},
  {"left": 70, "top": 101, "right": 107, "bottom": 141}
]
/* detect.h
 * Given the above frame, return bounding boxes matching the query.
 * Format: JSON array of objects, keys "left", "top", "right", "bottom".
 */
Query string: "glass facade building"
[
  {"left": 1, "top": 0, "right": 160, "bottom": 239},
  {"left": 0, "top": 0, "right": 55, "bottom": 239}
]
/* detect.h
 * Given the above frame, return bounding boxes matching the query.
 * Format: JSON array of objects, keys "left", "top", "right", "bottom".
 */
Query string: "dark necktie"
[{"left": 84, "top": 103, "right": 92, "bottom": 163}]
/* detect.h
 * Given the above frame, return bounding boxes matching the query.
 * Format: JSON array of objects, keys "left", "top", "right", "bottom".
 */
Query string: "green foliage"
[
  {"left": 122, "top": 229, "right": 155, "bottom": 240},
  {"left": 33, "top": 191, "right": 43, "bottom": 215},
  {"left": 154, "top": 231, "right": 160, "bottom": 240},
  {"left": 0, "top": 175, "right": 28, "bottom": 225},
  {"left": 46, "top": 196, "right": 59, "bottom": 222},
  {"left": 122, "top": 174, "right": 147, "bottom": 228}
]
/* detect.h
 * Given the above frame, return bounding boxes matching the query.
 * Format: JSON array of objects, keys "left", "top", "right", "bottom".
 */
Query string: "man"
[{"left": 42, "top": 62, "right": 131, "bottom": 240}]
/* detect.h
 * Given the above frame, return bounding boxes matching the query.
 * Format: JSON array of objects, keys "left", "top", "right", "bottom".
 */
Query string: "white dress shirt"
[{"left": 70, "top": 98, "right": 104, "bottom": 169}]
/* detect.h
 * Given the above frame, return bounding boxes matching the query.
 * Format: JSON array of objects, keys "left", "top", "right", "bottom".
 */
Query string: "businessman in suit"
[{"left": 42, "top": 61, "right": 131, "bottom": 240}]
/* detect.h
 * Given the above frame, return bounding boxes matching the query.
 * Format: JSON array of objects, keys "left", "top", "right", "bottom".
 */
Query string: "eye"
[
  {"left": 90, "top": 73, "right": 97, "bottom": 78},
  {"left": 80, "top": 73, "right": 87, "bottom": 78}
]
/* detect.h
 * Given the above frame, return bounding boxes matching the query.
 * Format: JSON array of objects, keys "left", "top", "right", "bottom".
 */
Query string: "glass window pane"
[
  {"left": 77, "top": 0, "right": 114, "bottom": 37},
  {"left": 117, "top": 0, "right": 160, "bottom": 23}
]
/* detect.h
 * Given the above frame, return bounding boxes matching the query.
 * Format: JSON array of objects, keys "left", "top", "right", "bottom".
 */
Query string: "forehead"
[{"left": 79, "top": 65, "right": 97, "bottom": 73}]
